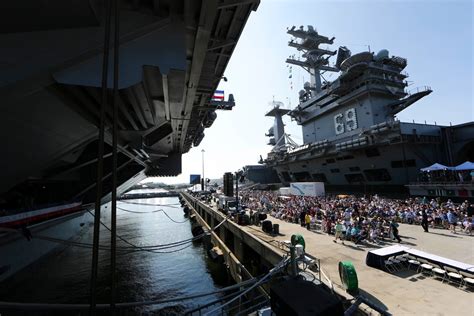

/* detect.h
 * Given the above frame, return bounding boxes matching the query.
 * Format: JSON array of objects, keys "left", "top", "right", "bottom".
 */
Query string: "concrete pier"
[{"left": 183, "top": 193, "right": 474, "bottom": 315}]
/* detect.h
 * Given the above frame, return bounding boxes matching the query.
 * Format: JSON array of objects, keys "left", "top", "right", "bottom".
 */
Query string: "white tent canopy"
[
  {"left": 420, "top": 163, "right": 452, "bottom": 172},
  {"left": 453, "top": 161, "right": 474, "bottom": 171}
]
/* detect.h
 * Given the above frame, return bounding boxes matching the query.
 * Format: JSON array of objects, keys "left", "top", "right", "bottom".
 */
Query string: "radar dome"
[{"left": 375, "top": 49, "right": 389, "bottom": 61}]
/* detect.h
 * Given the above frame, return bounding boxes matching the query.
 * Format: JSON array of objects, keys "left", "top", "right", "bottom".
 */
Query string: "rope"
[
  {"left": 117, "top": 206, "right": 163, "bottom": 213},
  {"left": 116, "top": 206, "right": 188, "bottom": 224},
  {"left": 118, "top": 201, "right": 181, "bottom": 208},
  {"left": 24, "top": 214, "right": 229, "bottom": 254},
  {"left": 86, "top": 211, "right": 192, "bottom": 252},
  {"left": 0, "top": 278, "right": 258, "bottom": 311},
  {"left": 203, "top": 258, "right": 290, "bottom": 316},
  {"left": 161, "top": 210, "right": 189, "bottom": 223}
]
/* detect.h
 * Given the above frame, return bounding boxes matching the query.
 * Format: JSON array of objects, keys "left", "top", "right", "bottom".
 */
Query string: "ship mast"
[
  {"left": 265, "top": 101, "right": 292, "bottom": 152},
  {"left": 286, "top": 25, "right": 338, "bottom": 93}
]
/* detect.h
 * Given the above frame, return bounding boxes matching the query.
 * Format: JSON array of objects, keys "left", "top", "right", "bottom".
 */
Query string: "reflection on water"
[{"left": 0, "top": 196, "right": 230, "bottom": 315}]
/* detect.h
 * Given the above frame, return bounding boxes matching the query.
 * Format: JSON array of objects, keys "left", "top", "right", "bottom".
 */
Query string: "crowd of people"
[
  {"left": 418, "top": 170, "right": 474, "bottom": 183},
  {"left": 239, "top": 191, "right": 474, "bottom": 245}
]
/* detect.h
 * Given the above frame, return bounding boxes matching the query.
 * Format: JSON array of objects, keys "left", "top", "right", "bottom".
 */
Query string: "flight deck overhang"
[{"left": 0, "top": 0, "right": 260, "bottom": 204}]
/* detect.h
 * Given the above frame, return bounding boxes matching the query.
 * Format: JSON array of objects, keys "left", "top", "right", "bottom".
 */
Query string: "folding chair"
[
  {"left": 389, "top": 256, "right": 403, "bottom": 271},
  {"left": 407, "top": 255, "right": 420, "bottom": 271},
  {"left": 459, "top": 271, "right": 474, "bottom": 289},
  {"left": 431, "top": 264, "right": 446, "bottom": 282},
  {"left": 384, "top": 259, "right": 396, "bottom": 273},
  {"left": 418, "top": 259, "right": 434, "bottom": 275},
  {"left": 444, "top": 266, "right": 463, "bottom": 287},
  {"left": 396, "top": 254, "right": 409, "bottom": 266}
]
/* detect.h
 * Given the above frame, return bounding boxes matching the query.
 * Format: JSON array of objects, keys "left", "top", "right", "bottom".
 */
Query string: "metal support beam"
[
  {"left": 116, "top": 96, "right": 139, "bottom": 130},
  {"left": 217, "top": 0, "right": 259, "bottom": 9},
  {"left": 124, "top": 89, "right": 148, "bottom": 129},
  {"left": 72, "top": 158, "right": 134, "bottom": 200},
  {"left": 207, "top": 39, "right": 236, "bottom": 51},
  {"left": 47, "top": 152, "right": 114, "bottom": 180}
]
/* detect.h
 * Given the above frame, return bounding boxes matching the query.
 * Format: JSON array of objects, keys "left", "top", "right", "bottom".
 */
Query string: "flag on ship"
[{"left": 212, "top": 90, "right": 224, "bottom": 100}]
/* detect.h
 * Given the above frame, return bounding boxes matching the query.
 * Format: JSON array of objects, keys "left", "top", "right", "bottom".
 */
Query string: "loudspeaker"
[
  {"left": 223, "top": 172, "right": 234, "bottom": 197},
  {"left": 270, "top": 278, "right": 344, "bottom": 316},
  {"left": 262, "top": 220, "right": 272, "bottom": 233}
]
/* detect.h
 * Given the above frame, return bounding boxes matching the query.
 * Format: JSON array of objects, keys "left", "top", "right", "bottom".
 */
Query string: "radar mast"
[{"left": 286, "top": 25, "right": 339, "bottom": 93}]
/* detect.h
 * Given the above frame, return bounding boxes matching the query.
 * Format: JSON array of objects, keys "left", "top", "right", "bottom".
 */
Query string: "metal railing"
[{"left": 405, "top": 85, "right": 432, "bottom": 96}]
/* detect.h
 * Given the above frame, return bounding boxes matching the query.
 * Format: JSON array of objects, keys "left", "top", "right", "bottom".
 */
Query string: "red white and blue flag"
[{"left": 212, "top": 90, "right": 224, "bottom": 101}]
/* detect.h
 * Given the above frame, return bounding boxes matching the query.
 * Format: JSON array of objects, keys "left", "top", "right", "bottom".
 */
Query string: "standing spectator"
[
  {"left": 447, "top": 209, "right": 457, "bottom": 233},
  {"left": 333, "top": 220, "right": 345, "bottom": 244},
  {"left": 421, "top": 209, "right": 429, "bottom": 232},
  {"left": 390, "top": 219, "right": 402, "bottom": 243},
  {"left": 299, "top": 210, "right": 306, "bottom": 227},
  {"left": 326, "top": 217, "right": 333, "bottom": 235},
  {"left": 344, "top": 208, "right": 352, "bottom": 227},
  {"left": 305, "top": 213, "right": 311, "bottom": 230}
]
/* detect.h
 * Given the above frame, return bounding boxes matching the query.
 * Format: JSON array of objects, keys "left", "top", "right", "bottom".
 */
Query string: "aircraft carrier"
[
  {"left": 0, "top": 0, "right": 259, "bottom": 280},
  {"left": 263, "top": 25, "right": 474, "bottom": 194}
]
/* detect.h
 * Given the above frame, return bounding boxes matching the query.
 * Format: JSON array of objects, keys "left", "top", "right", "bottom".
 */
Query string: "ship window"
[
  {"left": 281, "top": 172, "right": 291, "bottom": 182},
  {"left": 343, "top": 155, "right": 354, "bottom": 160},
  {"left": 363, "top": 169, "right": 391, "bottom": 181},
  {"left": 365, "top": 148, "right": 380, "bottom": 157},
  {"left": 345, "top": 173, "right": 365, "bottom": 183},
  {"left": 349, "top": 166, "right": 360, "bottom": 172},
  {"left": 326, "top": 158, "right": 336, "bottom": 164},
  {"left": 293, "top": 172, "right": 311, "bottom": 181},
  {"left": 391, "top": 159, "right": 417, "bottom": 168},
  {"left": 330, "top": 168, "right": 340, "bottom": 173},
  {"left": 312, "top": 173, "right": 328, "bottom": 182}
]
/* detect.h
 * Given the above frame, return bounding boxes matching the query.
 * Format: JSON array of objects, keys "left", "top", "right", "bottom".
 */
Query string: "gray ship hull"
[
  {"left": 269, "top": 121, "right": 474, "bottom": 194},
  {"left": 0, "top": 210, "right": 92, "bottom": 282}
]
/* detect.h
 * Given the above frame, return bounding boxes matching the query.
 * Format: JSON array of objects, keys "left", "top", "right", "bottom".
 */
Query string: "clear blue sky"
[{"left": 155, "top": 0, "right": 473, "bottom": 184}]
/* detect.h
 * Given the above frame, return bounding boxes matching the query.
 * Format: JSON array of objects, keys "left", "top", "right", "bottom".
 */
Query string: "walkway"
[{"left": 259, "top": 216, "right": 474, "bottom": 315}]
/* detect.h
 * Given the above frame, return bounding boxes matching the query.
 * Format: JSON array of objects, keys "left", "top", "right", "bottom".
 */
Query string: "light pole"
[{"left": 201, "top": 149, "right": 205, "bottom": 191}]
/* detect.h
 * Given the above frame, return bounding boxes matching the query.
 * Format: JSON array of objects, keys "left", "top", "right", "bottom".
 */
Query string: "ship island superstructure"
[{"left": 264, "top": 25, "right": 474, "bottom": 193}]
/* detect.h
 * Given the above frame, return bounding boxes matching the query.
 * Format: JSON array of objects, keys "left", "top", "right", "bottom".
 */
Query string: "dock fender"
[
  {"left": 338, "top": 261, "right": 359, "bottom": 293},
  {"left": 191, "top": 225, "right": 204, "bottom": 237},
  {"left": 290, "top": 234, "right": 305, "bottom": 251}
]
